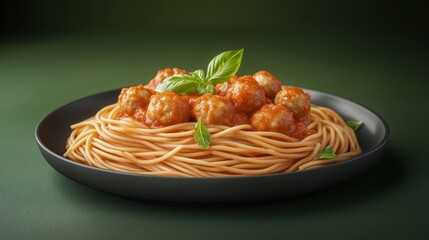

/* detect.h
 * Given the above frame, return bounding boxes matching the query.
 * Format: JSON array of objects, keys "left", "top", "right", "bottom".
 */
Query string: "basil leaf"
[
  {"left": 194, "top": 118, "right": 211, "bottom": 149},
  {"left": 191, "top": 70, "right": 205, "bottom": 80},
  {"left": 318, "top": 146, "right": 336, "bottom": 159},
  {"left": 347, "top": 120, "right": 363, "bottom": 131},
  {"left": 198, "top": 82, "right": 216, "bottom": 95},
  {"left": 155, "top": 74, "right": 200, "bottom": 95},
  {"left": 325, "top": 146, "right": 334, "bottom": 154},
  {"left": 206, "top": 49, "right": 244, "bottom": 84}
]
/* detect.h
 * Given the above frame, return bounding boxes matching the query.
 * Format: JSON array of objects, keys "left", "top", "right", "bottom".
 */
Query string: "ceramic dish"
[{"left": 36, "top": 88, "right": 389, "bottom": 203}]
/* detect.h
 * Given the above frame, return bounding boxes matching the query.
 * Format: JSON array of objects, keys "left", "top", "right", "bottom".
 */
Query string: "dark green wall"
[{"left": 2, "top": 0, "right": 427, "bottom": 41}]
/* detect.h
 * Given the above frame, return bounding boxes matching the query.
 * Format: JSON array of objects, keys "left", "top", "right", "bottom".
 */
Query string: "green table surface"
[{"left": 1, "top": 33, "right": 427, "bottom": 239}]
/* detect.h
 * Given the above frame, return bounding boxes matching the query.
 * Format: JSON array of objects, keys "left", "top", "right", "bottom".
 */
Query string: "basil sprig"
[
  {"left": 155, "top": 49, "right": 243, "bottom": 150},
  {"left": 155, "top": 49, "right": 244, "bottom": 95},
  {"left": 194, "top": 119, "right": 211, "bottom": 150},
  {"left": 318, "top": 146, "right": 336, "bottom": 159}
]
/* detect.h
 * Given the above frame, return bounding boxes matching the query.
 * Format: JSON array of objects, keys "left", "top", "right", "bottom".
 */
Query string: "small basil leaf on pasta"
[
  {"left": 325, "top": 146, "right": 334, "bottom": 154},
  {"left": 318, "top": 146, "right": 336, "bottom": 159},
  {"left": 347, "top": 120, "right": 363, "bottom": 131},
  {"left": 206, "top": 49, "right": 244, "bottom": 84},
  {"left": 194, "top": 119, "right": 211, "bottom": 149},
  {"left": 155, "top": 74, "right": 200, "bottom": 95}
]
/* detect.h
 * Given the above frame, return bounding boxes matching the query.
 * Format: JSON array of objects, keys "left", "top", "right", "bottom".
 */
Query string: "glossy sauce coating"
[
  {"left": 226, "top": 76, "right": 265, "bottom": 115},
  {"left": 251, "top": 104, "right": 294, "bottom": 134},
  {"left": 253, "top": 70, "right": 282, "bottom": 100},
  {"left": 275, "top": 87, "right": 311, "bottom": 119},
  {"left": 288, "top": 117, "right": 313, "bottom": 140},
  {"left": 118, "top": 85, "right": 152, "bottom": 121},
  {"left": 181, "top": 92, "right": 200, "bottom": 108},
  {"left": 146, "top": 92, "right": 190, "bottom": 128},
  {"left": 215, "top": 75, "right": 238, "bottom": 96},
  {"left": 192, "top": 94, "right": 234, "bottom": 125},
  {"left": 118, "top": 69, "right": 314, "bottom": 140}
]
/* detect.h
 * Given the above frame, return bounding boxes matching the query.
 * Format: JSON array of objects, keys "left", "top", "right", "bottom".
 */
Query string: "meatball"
[
  {"left": 118, "top": 85, "right": 152, "bottom": 116},
  {"left": 192, "top": 94, "right": 234, "bottom": 126},
  {"left": 275, "top": 87, "right": 311, "bottom": 119},
  {"left": 226, "top": 76, "right": 265, "bottom": 115},
  {"left": 145, "top": 68, "right": 188, "bottom": 91},
  {"left": 232, "top": 113, "right": 250, "bottom": 126},
  {"left": 253, "top": 70, "right": 282, "bottom": 100},
  {"left": 215, "top": 75, "right": 238, "bottom": 96},
  {"left": 146, "top": 92, "right": 191, "bottom": 127},
  {"left": 251, "top": 104, "right": 294, "bottom": 134}
]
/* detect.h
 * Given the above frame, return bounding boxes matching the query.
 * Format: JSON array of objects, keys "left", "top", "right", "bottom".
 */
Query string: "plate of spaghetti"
[{"left": 36, "top": 50, "right": 389, "bottom": 203}]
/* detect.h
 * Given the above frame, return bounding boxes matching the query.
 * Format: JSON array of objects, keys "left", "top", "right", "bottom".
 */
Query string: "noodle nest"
[{"left": 64, "top": 104, "right": 361, "bottom": 177}]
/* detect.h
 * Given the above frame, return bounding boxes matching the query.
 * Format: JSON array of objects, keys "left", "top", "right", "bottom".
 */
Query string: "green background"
[{"left": 1, "top": 0, "right": 428, "bottom": 239}]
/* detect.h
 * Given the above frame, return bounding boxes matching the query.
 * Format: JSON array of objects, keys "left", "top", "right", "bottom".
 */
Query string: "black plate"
[{"left": 36, "top": 88, "right": 389, "bottom": 203}]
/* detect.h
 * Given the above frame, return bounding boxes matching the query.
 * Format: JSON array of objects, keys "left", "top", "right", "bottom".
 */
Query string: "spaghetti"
[
  {"left": 64, "top": 103, "right": 362, "bottom": 177},
  {"left": 64, "top": 50, "right": 362, "bottom": 177}
]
